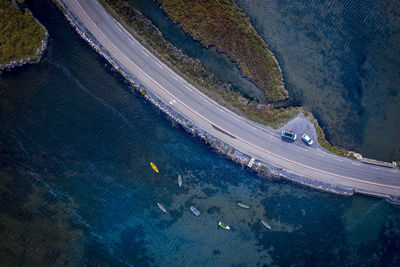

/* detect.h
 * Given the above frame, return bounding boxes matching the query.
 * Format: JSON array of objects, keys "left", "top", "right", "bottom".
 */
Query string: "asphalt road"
[{"left": 61, "top": 0, "right": 400, "bottom": 198}]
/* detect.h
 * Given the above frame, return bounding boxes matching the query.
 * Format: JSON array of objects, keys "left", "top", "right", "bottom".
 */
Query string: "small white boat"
[
  {"left": 190, "top": 206, "right": 200, "bottom": 216},
  {"left": 218, "top": 221, "right": 230, "bottom": 230},
  {"left": 178, "top": 175, "right": 182, "bottom": 187},
  {"left": 237, "top": 202, "right": 250, "bottom": 209},
  {"left": 261, "top": 219, "right": 271, "bottom": 229},
  {"left": 157, "top": 202, "right": 167, "bottom": 213}
]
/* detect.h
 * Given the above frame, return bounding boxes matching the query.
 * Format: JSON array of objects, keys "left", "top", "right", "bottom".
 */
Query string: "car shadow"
[{"left": 280, "top": 137, "right": 296, "bottom": 143}]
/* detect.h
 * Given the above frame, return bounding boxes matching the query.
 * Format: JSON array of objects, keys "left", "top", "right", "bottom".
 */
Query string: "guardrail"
[{"left": 360, "top": 158, "right": 395, "bottom": 168}]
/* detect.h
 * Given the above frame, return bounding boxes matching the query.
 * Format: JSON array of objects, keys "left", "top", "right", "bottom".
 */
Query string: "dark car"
[{"left": 281, "top": 131, "right": 297, "bottom": 141}]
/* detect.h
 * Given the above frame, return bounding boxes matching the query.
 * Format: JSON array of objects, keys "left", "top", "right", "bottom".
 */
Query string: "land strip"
[
  {"left": 102, "top": 0, "right": 299, "bottom": 129},
  {"left": 0, "top": 0, "right": 48, "bottom": 71},
  {"left": 57, "top": 0, "right": 400, "bottom": 198},
  {"left": 157, "top": 0, "right": 287, "bottom": 101},
  {"left": 101, "top": 0, "right": 363, "bottom": 159}
]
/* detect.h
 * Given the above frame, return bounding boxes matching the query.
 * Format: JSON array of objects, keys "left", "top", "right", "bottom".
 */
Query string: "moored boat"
[
  {"left": 218, "top": 221, "right": 230, "bottom": 230},
  {"left": 157, "top": 202, "right": 167, "bottom": 213},
  {"left": 178, "top": 175, "right": 182, "bottom": 187},
  {"left": 261, "top": 219, "right": 271, "bottom": 229},
  {"left": 190, "top": 206, "right": 200, "bottom": 216},
  {"left": 237, "top": 202, "right": 250, "bottom": 209},
  {"left": 150, "top": 162, "right": 159, "bottom": 173}
]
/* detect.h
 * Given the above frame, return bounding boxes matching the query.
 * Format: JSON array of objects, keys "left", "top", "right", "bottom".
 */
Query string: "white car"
[{"left": 302, "top": 134, "right": 313, "bottom": 146}]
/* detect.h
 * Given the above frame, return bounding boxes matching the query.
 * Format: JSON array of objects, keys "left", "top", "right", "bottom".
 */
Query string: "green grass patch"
[{"left": 0, "top": 0, "right": 46, "bottom": 65}]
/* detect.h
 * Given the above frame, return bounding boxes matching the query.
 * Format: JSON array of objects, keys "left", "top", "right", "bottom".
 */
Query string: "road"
[{"left": 60, "top": 0, "right": 400, "bottom": 198}]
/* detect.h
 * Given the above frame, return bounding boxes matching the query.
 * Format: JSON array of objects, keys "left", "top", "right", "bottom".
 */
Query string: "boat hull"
[
  {"left": 157, "top": 202, "right": 166, "bottom": 212},
  {"left": 178, "top": 175, "right": 182, "bottom": 187},
  {"left": 190, "top": 206, "right": 200, "bottom": 216},
  {"left": 261, "top": 220, "right": 271, "bottom": 229},
  {"left": 238, "top": 202, "right": 250, "bottom": 209},
  {"left": 219, "top": 221, "right": 230, "bottom": 230},
  {"left": 150, "top": 162, "right": 159, "bottom": 173}
]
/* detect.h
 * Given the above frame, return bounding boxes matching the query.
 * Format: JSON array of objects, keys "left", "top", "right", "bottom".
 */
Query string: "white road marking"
[
  {"left": 185, "top": 85, "right": 193, "bottom": 92},
  {"left": 172, "top": 75, "right": 178, "bottom": 81},
  {"left": 373, "top": 167, "right": 380, "bottom": 170},
  {"left": 352, "top": 162, "right": 361, "bottom": 166},
  {"left": 333, "top": 158, "right": 343, "bottom": 162},
  {"left": 174, "top": 88, "right": 184, "bottom": 95},
  {"left": 71, "top": 0, "right": 400, "bottom": 193},
  {"left": 155, "top": 62, "right": 164, "bottom": 69},
  {"left": 169, "top": 99, "right": 176, "bottom": 105},
  {"left": 141, "top": 50, "right": 149, "bottom": 57}
]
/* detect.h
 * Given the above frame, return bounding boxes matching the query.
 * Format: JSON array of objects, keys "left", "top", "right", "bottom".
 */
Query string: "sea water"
[
  {"left": 0, "top": 0, "right": 399, "bottom": 266},
  {"left": 129, "top": 0, "right": 400, "bottom": 161},
  {"left": 235, "top": 0, "right": 400, "bottom": 161}
]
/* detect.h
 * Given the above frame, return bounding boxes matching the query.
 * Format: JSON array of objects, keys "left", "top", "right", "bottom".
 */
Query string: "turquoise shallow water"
[{"left": 0, "top": 0, "right": 400, "bottom": 266}]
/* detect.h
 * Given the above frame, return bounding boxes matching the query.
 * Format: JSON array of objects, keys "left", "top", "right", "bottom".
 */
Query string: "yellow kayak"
[{"left": 150, "top": 162, "right": 159, "bottom": 173}]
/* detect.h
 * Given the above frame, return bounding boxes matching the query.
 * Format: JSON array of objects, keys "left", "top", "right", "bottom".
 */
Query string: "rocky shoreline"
[
  {"left": 0, "top": 11, "right": 49, "bottom": 73},
  {"left": 56, "top": 0, "right": 375, "bottom": 197}
]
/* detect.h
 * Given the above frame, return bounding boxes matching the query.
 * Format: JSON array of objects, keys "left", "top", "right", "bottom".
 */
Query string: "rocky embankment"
[{"left": 55, "top": 0, "right": 361, "bottom": 197}]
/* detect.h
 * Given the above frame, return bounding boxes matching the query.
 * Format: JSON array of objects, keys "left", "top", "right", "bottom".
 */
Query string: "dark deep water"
[
  {"left": 0, "top": 0, "right": 400, "bottom": 266},
  {"left": 129, "top": 0, "right": 400, "bottom": 162}
]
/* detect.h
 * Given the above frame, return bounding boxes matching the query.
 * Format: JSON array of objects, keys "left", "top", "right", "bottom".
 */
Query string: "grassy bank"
[
  {"left": 0, "top": 0, "right": 47, "bottom": 66},
  {"left": 157, "top": 0, "right": 287, "bottom": 102},
  {"left": 304, "top": 111, "right": 357, "bottom": 157},
  {"left": 100, "top": 0, "right": 360, "bottom": 158},
  {"left": 102, "top": 0, "right": 299, "bottom": 129}
]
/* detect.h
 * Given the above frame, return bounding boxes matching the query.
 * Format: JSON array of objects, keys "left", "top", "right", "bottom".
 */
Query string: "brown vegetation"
[
  {"left": 102, "top": 0, "right": 299, "bottom": 128},
  {"left": 157, "top": 0, "right": 287, "bottom": 102},
  {"left": 101, "top": 0, "right": 357, "bottom": 156}
]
